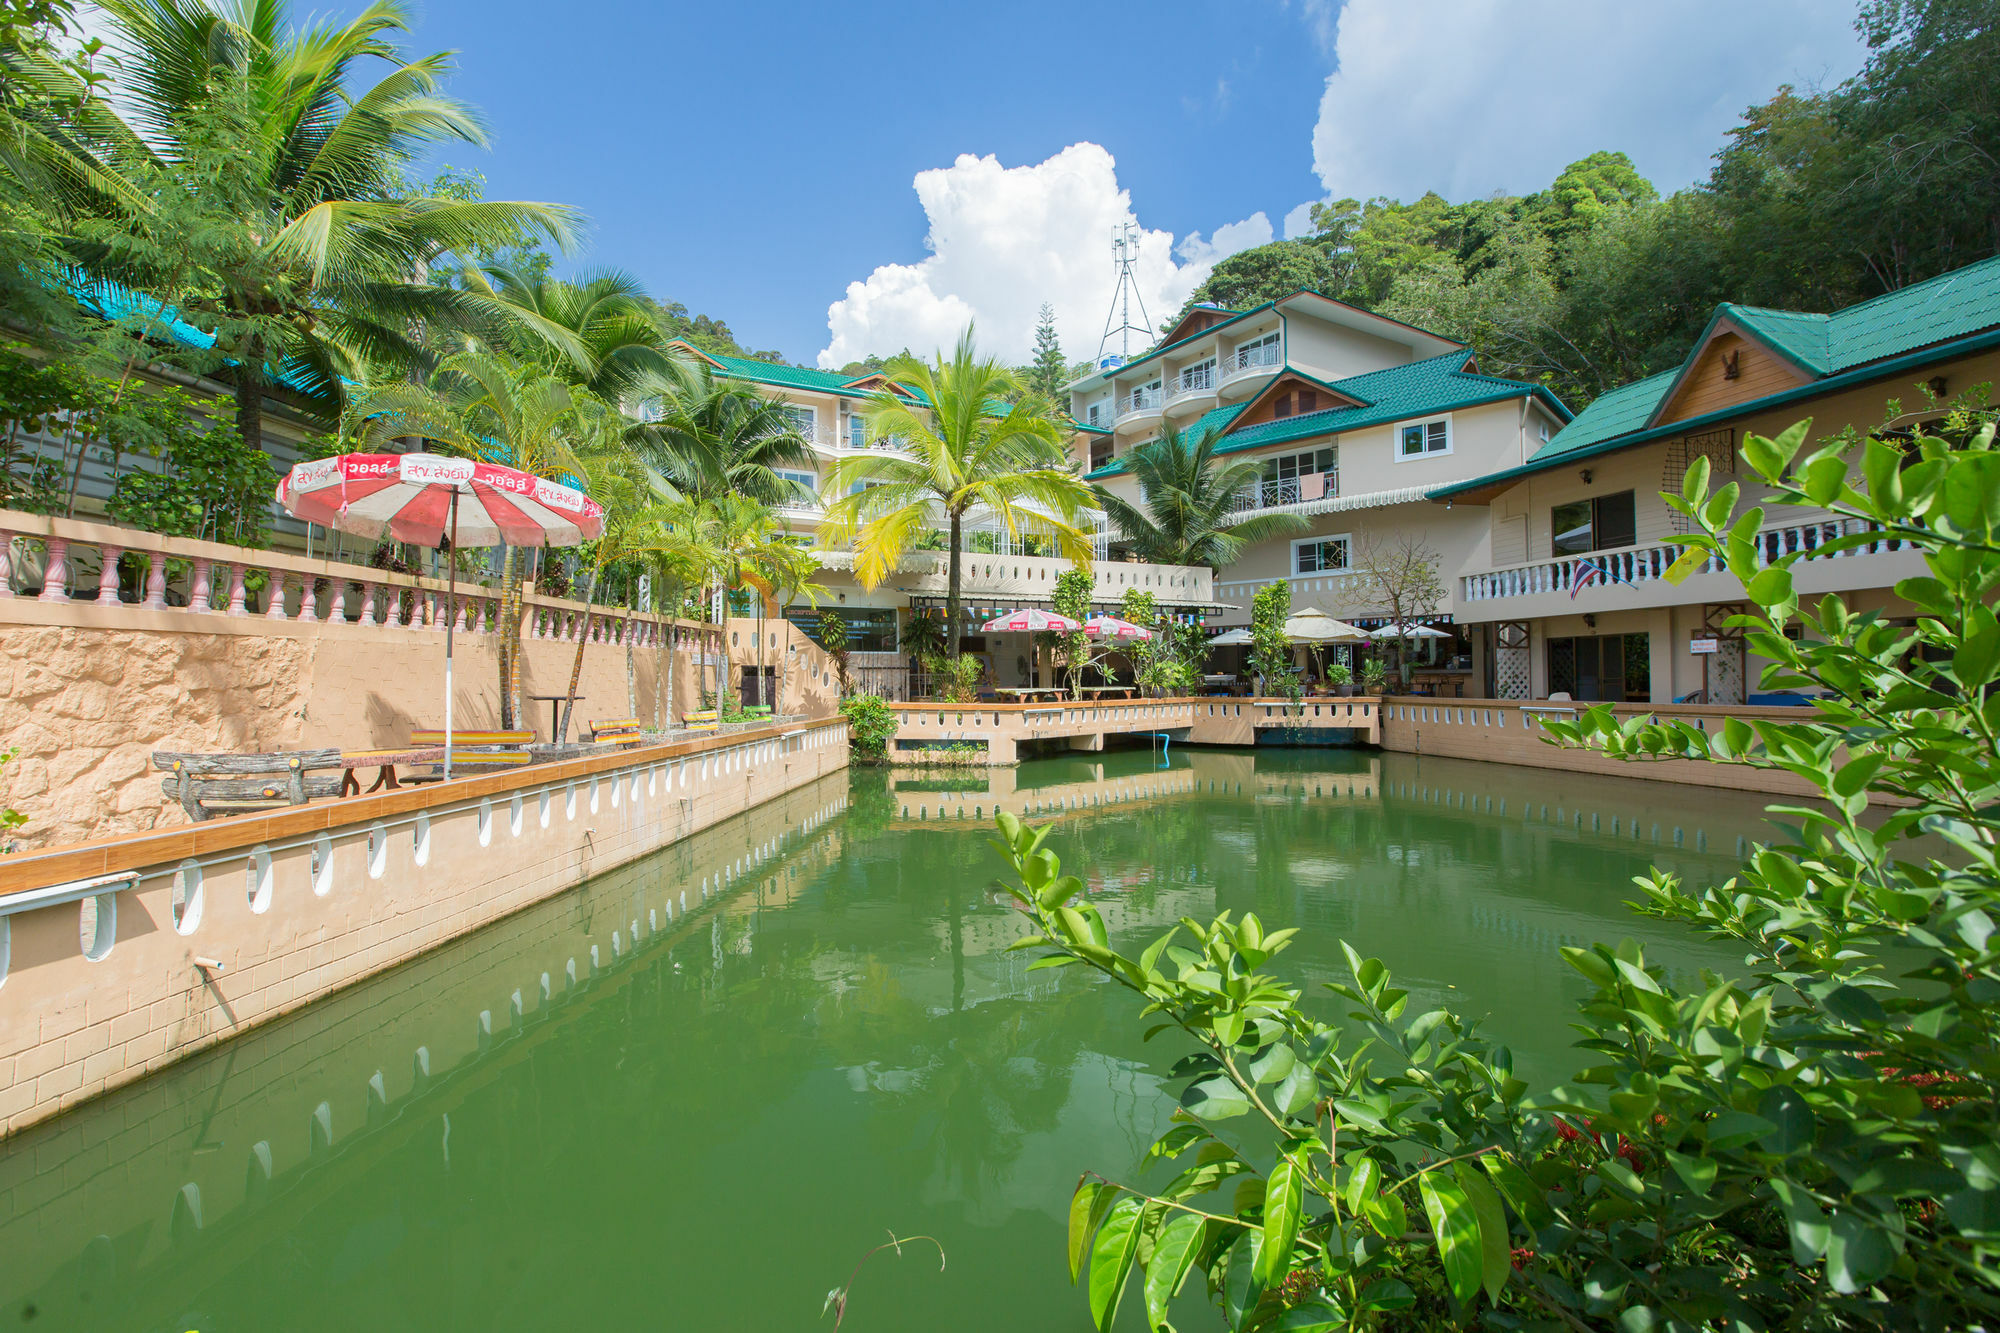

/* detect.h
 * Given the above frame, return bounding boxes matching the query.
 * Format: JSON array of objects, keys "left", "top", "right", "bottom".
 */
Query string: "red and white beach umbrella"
[
  {"left": 979, "top": 608, "right": 1083, "bottom": 633},
  {"left": 275, "top": 452, "right": 605, "bottom": 548},
  {"left": 1083, "top": 614, "right": 1154, "bottom": 641},
  {"left": 276, "top": 453, "right": 606, "bottom": 780}
]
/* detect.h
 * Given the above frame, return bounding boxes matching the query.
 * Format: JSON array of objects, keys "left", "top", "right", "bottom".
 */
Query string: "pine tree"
[{"left": 1028, "top": 304, "right": 1069, "bottom": 409}]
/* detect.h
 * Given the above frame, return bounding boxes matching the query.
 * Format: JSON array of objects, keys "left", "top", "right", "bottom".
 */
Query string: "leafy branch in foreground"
[
  {"left": 998, "top": 414, "right": 2000, "bottom": 1330},
  {"left": 821, "top": 1231, "right": 944, "bottom": 1330}
]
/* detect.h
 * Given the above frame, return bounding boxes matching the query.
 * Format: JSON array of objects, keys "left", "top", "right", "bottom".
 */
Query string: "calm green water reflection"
[{"left": 0, "top": 748, "right": 1781, "bottom": 1332}]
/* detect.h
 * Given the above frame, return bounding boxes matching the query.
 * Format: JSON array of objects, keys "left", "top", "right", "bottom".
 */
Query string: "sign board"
[{"left": 1689, "top": 637, "right": 1719, "bottom": 655}]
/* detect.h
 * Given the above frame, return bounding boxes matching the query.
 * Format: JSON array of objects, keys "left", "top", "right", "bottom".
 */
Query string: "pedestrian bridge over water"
[{"left": 887, "top": 696, "right": 1382, "bottom": 763}]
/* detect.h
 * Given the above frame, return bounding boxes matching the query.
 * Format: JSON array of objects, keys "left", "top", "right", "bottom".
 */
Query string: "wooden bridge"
[{"left": 886, "top": 696, "right": 1381, "bottom": 764}]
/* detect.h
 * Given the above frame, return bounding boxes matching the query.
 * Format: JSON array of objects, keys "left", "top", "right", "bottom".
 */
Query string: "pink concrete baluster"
[
  {"left": 97, "top": 545, "right": 123, "bottom": 604},
  {"left": 0, "top": 529, "right": 12, "bottom": 598},
  {"left": 327, "top": 580, "right": 348, "bottom": 624},
  {"left": 226, "top": 562, "right": 249, "bottom": 616},
  {"left": 296, "top": 576, "right": 319, "bottom": 623},
  {"left": 38, "top": 536, "right": 70, "bottom": 603},
  {"left": 468, "top": 597, "right": 485, "bottom": 634},
  {"left": 185, "top": 556, "right": 211, "bottom": 612},
  {"left": 357, "top": 580, "right": 376, "bottom": 626},
  {"left": 264, "top": 571, "right": 289, "bottom": 619},
  {"left": 147, "top": 552, "right": 171, "bottom": 610}
]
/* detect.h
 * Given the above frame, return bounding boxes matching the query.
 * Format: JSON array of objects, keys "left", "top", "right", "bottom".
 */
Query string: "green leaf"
[
  {"left": 1759, "top": 1087, "right": 1815, "bottom": 1154},
  {"left": 1362, "top": 1190, "right": 1408, "bottom": 1239},
  {"left": 1745, "top": 567, "right": 1793, "bottom": 609},
  {"left": 1256, "top": 1156, "right": 1305, "bottom": 1287},
  {"left": 1456, "top": 1161, "right": 1511, "bottom": 1304},
  {"left": 1223, "top": 1230, "right": 1264, "bottom": 1332},
  {"left": 1665, "top": 1149, "right": 1717, "bottom": 1197},
  {"left": 1344, "top": 1157, "right": 1380, "bottom": 1214},
  {"left": 1825, "top": 1210, "right": 1895, "bottom": 1295},
  {"left": 1142, "top": 1212, "right": 1205, "bottom": 1330},
  {"left": 1248, "top": 1043, "right": 1296, "bottom": 1085},
  {"left": 1770, "top": 1178, "right": 1830, "bottom": 1264},
  {"left": 1482, "top": 1153, "right": 1554, "bottom": 1228},
  {"left": 1183, "top": 1075, "right": 1251, "bottom": 1121},
  {"left": 1088, "top": 1195, "right": 1144, "bottom": 1331},
  {"left": 1272, "top": 1061, "right": 1319, "bottom": 1117},
  {"left": 1070, "top": 1179, "right": 1114, "bottom": 1283},
  {"left": 1357, "top": 1278, "right": 1416, "bottom": 1313},
  {"left": 1274, "top": 1301, "right": 1343, "bottom": 1331},
  {"left": 1662, "top": 544, "right": 1710, "bottom": 585},
  {"left": 1418, "top": 1171, "right": 1484, "bottom": 1307}
]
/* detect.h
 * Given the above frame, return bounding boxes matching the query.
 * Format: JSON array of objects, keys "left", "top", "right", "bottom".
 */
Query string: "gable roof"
[
  {"left": 1431, "top": 253, "right": 2000, "bottom": 503},
  {"left": 1085, "top": 351, "right": 1567, "bottom": 479}
]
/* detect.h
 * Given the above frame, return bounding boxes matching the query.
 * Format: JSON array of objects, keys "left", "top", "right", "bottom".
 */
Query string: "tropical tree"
[
  {"left": 1093, "top": 420, "right": 1310, "bottom": 568},
  {"left": 28, "top": 0, "right": 580, "bottom": 443},
  {"left": 640, "top": 357, "right": 815, "bottom": 505},
  {"left": 349, "top": 349, "right": 592, "bottom": 728},
  {"left": 683, "top": 493, "right": 789, "bottom": 709},
  {"left": 470, "top": 261, "right": 685, "bottom": 407},
  {"left": 821, "top": 329, "right": 1094, "bottom": 661},
  {"left": 636, "top": 498, "right": 716, "bottom": 730},
  {"left": 758, "top": 537, "right": 824, "bottom": 712}
]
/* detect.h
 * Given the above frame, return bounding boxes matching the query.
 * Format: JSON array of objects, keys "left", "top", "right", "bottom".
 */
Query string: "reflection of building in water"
[{"left": 0, "top": 777, "right": 853, "bottom": 1325}]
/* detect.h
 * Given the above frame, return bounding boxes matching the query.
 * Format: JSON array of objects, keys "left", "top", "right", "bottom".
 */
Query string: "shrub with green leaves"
[
  {"left": 997, "top": 417, "right": 2000, "bottom": 1331},
  {"left": 839, "top": 693, "right": 898, "bottom": 760},
  {"left": 1250, "top": 582, "right": 1296, "bottom": 702}
]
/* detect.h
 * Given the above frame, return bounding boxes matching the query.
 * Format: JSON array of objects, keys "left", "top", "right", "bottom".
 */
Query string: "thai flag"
[{"left": 1571, "top": 560, "right": 1603, "bottom": 598}]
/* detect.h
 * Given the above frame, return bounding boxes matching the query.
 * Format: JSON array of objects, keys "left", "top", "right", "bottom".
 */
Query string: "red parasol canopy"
[
  {"left": 1083, "top": 614, "right": 1154, "bottom": 641},
  {"left": 979, "top": 608, "right": 1083, "bottom": 633},
  {"left": 275, "top": 452, "right": 605, "bottom": 548}
]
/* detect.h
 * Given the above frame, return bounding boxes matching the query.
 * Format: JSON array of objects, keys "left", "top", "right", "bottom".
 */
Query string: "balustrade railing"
[
  {"left": 1166, "top": 366, "right": 1216, "bottom": 402},
  {"left": 1460, "top": 517, "right": 1923, "bottom": 603},
  {"left": 0, "top": 508, "right": 726, "bottom": 654},
  {"left": 1227, "top": 470, "right": 1337, "bottom": 514},
  {"left": 1223, "top": 344, "right": 1283, "bottom": 384},
  {"left": 1116, "top": 386, "right": 1164, "bottom": 419}
]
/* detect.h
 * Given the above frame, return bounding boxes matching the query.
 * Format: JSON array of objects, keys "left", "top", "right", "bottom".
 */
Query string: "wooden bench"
[
  {"left": 155, "top": 750, "right": 345, "bottom": 821},
  {"left": 402, "top": 729, "right": 536, "bottom": 783},
  {"left": 682, "top": 709, "right": 719, "bottom": 733},
  {"left": 589, "top": 717, "right": 644, "bottom": 748}
]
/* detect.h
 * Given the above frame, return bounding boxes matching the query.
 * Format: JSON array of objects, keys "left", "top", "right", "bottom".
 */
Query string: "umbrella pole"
[{"left": 445, "top": 491, "right": 458, "bottom": 783}]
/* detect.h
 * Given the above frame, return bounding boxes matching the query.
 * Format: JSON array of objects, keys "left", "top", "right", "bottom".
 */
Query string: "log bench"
[
  {"left": 589, "top": 717, "right": 644, "bottom": 748},
  {"left": 155, "top": 749, "right": 345, "bottom": 822}
]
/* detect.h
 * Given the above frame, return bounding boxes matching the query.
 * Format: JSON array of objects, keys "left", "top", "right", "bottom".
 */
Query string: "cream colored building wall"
[{"left": 1281, "top": 314, "right": 1419, "bottom": 378}]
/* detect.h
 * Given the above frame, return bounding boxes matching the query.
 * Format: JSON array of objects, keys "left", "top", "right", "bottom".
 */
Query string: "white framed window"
[
  {"left": 1178, "top": 358, "right": 1216, "bottom": 391},
  {"left": 1234, "top": 332, "right": 1281, "bottom": 371},
  {"left": 845, "top": 409, "right": 867, "bottom": 448},
  {"left": 1290, "top": 533, "right": 1351, "bottom": 576},
  {"left": 1395, "top": 415, "right": 1452, "bottom": 461},
  {"left": 1086, "top": 398, "right": 1111, "bottom": 426},
  {"left": 782, "top": 404, "right": 817, "bottom": 440},
  {"left": 774, "top": 468, "right": 817, "bottom": 494},
  {"left": 1263, "top": 447, "right": 1336, "bottom": 481}
]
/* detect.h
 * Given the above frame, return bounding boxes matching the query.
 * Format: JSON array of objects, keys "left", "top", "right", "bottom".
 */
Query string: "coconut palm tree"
[
  {"left": 757, "top": 537, "right": 824, "bottom": 712},
  {"left": 639, "top": 357, "right": 816, "bottom": 506},
  {"left": 349, "top": 350, "right": 596, "bottom": 729},
  {"left": 1092, "top": 419, "right": 1311, "bottom": 567},
  {"left": 470, "top": 262, "right": 686, "bottom": 407},
  {"left": 820, "top": 329, "right": 1093, "bottom": 661},
  {"left": 34, "top": 0, "right": 580, "bottom": 442},
  {"left": 683, "top": 494, "right": 791, "bottom": 710}
]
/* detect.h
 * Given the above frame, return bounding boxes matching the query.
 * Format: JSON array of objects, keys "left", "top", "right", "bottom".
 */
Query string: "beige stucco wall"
[{"left": 0, "top": 608, "right": 839, "bottom": 851}]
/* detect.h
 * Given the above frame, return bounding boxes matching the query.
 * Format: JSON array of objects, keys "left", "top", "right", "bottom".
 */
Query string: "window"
[
  {"left": 1086, "top": 399, "right": 1111, "bottom": 426},
  {"left": 1551, "top": 490, "right": 1636, "bottom": 556},
  {"left": 1397, "top": 416, "right": 1451, "bottom": 459},
  {"left": 1547, "top": 633, "right": 1650, "bottom": 702},
  {"left": 1292, "top": 534, "right": 1350, "bottom": 575},
  {"left": 1234, "top": 333, "right": 1280, "bottom": 370},
  {"left": 1178, "top": 358, "right": 1216, "bottom": 392},
  {"left": 1090, "top": 440, "right": 1113, "bottom": 471},
  {"left": 1272, "top": 389, "right": 1320, "bottom": 420},
  {"left": 846, "top": 411, "right": 867, "bottom": 448},
  {"left": 782, "top": 405, "right": 816, "bottom": 439},
  {"left": 1264, "top": 447, "right": 1336, "bottom": 482},
  {"left": 775, "top": 468, "right": 817, "bottom": 491}
]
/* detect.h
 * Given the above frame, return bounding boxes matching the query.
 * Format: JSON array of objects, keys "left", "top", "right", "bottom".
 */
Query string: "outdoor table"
[
  {"left": 527, "top": 693, "right": 580, "bottom": 740},
  {"left": 1082, "top": 685, "right": 1136, "bottom": 699},
  {"left": 338, "top": 746, "right": 448, "bottom": 796},
  {"left": 995, "top": 687, "right": 1067, "bottom": 702}
]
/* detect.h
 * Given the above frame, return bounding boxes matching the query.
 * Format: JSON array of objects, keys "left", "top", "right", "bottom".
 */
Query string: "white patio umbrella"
[
  {"left": 1282, "top": 607, "right": 1368, "bottom": 643},
  {"left": 277, "top": 452, "right": 606, "bottom": 779},
  {"left": 1206, "top": 627, "right": 1254, "bottom": 646},
  {"left": 1371, "top": 624, "right": 1452, "bottom": 640}
]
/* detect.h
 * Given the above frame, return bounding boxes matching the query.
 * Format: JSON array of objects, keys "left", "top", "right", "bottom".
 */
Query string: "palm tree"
[
  {"left": 820, "top": 329, "right": 1094, "bottom": 661},
  {"left": 350, "top": 350, "right": 594, "bottom": 729},
  {"left": 1092, "top": 420, "right": 1310, "bottom": 567},
  {"left": 471, "top": 262, "right": 685, "bottom": 407},
  {"left": 36, "top": 0, "right": 580, "bottom": 443},
  {"left": 757, "top": 537, "right": 824, "bottom": 713},
  {"left": 639, "top": 358, "right": 816, "bottom": 506},
  {"left": 687, "top": 494, "right": 790, "bottom": 710},
  {"left": 637, "top": 513, "right": 715, "bottom": 729}
]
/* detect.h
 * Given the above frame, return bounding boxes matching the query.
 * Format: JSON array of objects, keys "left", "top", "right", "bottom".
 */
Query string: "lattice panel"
[
  {"left": 1496, "top": 645, "right": 1532, "bottom": 700},
  {"left": 1665, "top": 430, "right": 1736, "bottom": 533},
  {"left": 1708, "top": 640, "right": 1746, "bottom": 706}
]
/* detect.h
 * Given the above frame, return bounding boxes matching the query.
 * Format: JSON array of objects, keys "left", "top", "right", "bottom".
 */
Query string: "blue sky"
[{"left": 391, "top": 0, "right": 1868, "bottom": 368}]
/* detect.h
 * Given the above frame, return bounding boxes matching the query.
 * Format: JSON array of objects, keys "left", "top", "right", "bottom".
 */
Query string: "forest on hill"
[{"left": 1175, "top": 0, "right": 1997, "bottom": 411}]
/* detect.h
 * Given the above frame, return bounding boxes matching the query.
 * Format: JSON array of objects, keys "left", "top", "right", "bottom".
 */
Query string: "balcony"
[
  {"left": 811, "top": 548, "right": 1213, "bottom": 608},
  {"left": 1228, "top": 470, "right": 1337, "bottom": 516},
  {"left": 809, "top": 429, "right": 912, "bottom": 458},
  {"left": 1219, "top": 343, "right": 1283, "bottom": 399},
  {"left": 1114, "top": 385, "right": 1164, "bottom": 433},
  {"left": 1457, "top": 517, "right": 1929, "bottom": 618},
  {"left": 1164, "top": 365, "right": 1218, "bottom": 419}
]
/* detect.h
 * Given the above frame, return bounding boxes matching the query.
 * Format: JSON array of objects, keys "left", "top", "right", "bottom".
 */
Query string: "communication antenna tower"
[{"left": 1096, "top": 223, "right": 1153, "bottom": 362}]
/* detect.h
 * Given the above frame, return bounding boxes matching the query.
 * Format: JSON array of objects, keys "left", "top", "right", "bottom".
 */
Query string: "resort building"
[
  {"left": 1070, "top": 293, "right": 1568, "bottom": 692},
  {"left": 1431, "top": 255, "right": 2000, "bottom": 703}
]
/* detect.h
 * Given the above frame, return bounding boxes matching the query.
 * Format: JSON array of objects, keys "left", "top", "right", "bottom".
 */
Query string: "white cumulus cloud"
[
  {"left": 819, "top": 143, "right": 1270, "bottom": 370},
  {"left": 1306, "top": 0, "right": 1868, "bottom": 205}
]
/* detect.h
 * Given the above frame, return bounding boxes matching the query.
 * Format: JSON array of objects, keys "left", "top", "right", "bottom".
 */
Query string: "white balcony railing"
[
  {"left": 1460, "top": 517, "right": 1922, "bottom": 604},
  {"left": 1166, "top": 365, "right": 1216, "bottom": 403},
  {"left": 1230, "top": 470, "right": 1337, "bottom": 514},
  {"left": 1116, "top": 386, "right": 1164, "bottom": 421},
  {"left": 1223, "top": 343, "right": 1283, "bottom": 385}
]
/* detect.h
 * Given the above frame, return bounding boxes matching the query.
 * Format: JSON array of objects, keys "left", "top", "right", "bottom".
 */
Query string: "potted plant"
[
  {"left": 1359, "top": 657, "right": 1388, "bottom": 696},
  {"left": 1325, "top": 662, "right": 1353, "bottom": 696}
]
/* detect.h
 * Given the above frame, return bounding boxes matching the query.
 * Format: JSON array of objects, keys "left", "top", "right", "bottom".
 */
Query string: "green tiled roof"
[
  {"left": 706, "top": 354, "right": 865, "bottom": 395},
  {"left": 1084, "top": 351, "right": 1565, "bottom": 479},
  {"left": 1521, "top": 370, "right": 1677, "bottom": 465}
]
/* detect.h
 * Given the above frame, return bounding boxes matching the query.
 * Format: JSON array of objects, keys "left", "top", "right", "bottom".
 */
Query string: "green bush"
[
  {"left": 1250, "top": 582, "right": 1296, "bottom": 701},
  {"left": 1358, "top": 656, "right": 1388, "bottom": 695},
  {"left": 998, "top": 416, "right": 2000, "bottom": 1331},
  {"left": 839, "top": 693, "right": 898, "bottom": 760}
]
